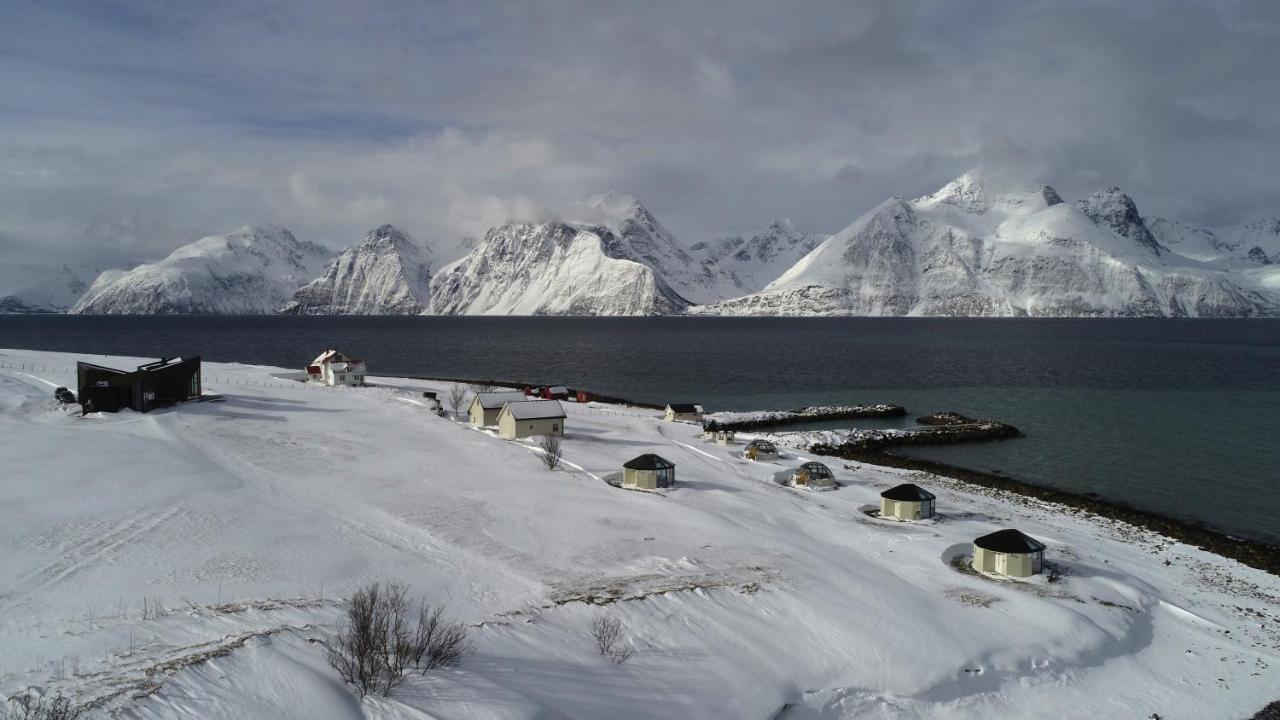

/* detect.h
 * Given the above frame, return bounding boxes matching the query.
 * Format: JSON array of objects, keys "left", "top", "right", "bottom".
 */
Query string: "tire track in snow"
[{"left": 0, "top": 507, "right": 184, "bottom": 610}]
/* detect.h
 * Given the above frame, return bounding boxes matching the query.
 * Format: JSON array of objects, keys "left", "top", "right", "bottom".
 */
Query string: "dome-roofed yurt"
[
  {"left": 622, "top": 454, "right": 676, "bottom": 490},
  {"left": 791, "top": 461, "right": 836, "bottom": 490},
  {"left": 880, "top": 483, "right": 937, "bottom": 520},
  {"left": 744, "top": 439, "right": 779, "bottom": 461},
  {"left": 972, "top": 529, "right": 1046, "bottom": 578}
]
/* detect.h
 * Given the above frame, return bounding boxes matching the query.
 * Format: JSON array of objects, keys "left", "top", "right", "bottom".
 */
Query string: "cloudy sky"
[{"left": 2, "top": 0, "right": 1278, "bottom": 267}]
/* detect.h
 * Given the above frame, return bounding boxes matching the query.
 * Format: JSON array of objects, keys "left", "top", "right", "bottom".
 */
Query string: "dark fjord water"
[{"left": 3, "top": 315, "right": 1278, "bottom": 545}]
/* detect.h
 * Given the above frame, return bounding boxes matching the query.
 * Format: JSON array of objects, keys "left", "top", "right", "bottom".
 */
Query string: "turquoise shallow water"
[{"left": 2, "top": 315, "right": 1277, "bottom": 544}]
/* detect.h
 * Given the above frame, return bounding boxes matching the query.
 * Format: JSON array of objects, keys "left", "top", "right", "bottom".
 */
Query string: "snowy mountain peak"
[
  {"left": 583, "top": 190, "right": 646, "bottom": 221},
  {"left": 915, "top": 170, "right": 991, "bottom": 213},
  {"left": 914, "top": 169, "right": 1063, "bottom": 216},
  {"left": 70, "top": 225, "right": 333, "bottom": 315},
  {"left": 1075, "top": 187, "right": 1163, "bottom": 255},
  {"left": 428, "top": 220, "right": 688, "bottom": 316},
  {"left": 282, "top": 224, "right": 435, "bottom": 315}
]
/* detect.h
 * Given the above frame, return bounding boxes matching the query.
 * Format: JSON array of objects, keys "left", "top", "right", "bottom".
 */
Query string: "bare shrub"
[
  {"left": 539, "top": 434, "right": 562, "bottom": 470},
  {"left": 328, "top": 581, "right": 471, "bottom": 698},
  {"left": 410, "top": 605, "right": 472, "bottom": 671},
  {"left": 447, "top": 384, "right": 468, "bottom": 420},
  {"left": 590, "top": 616, "right": 634, "bottom": 664},
  {"left": 328, "top": 582, "right": 392, "bottom": 697},
  {"left": 2, "top": 693, "right": 83, "bottom": 720}
]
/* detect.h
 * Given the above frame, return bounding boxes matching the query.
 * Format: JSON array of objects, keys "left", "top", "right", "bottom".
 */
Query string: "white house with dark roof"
[
  {"left": 497, "top": 400, "right": 566, "bottom": 440},
  {"left": 469, "top": 391, "right": 530, "bottom": 427},
  {"left": 664, "top": 403, "right": 704, "bottom": 423},
  {"left": 306, "top": 349, "right": 367, "bottom": 387}
]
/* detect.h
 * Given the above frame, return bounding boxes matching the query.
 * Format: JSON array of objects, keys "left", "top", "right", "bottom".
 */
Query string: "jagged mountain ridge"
[
  {"left": 690, "top": 219, "right": 828, "bottom": 297},
  {"left": 281, "top": 224, "right": 433, "bottom": 315},
  {"left": 69, "top": 226, "right": 333, "bottom": 315},
  {"left": 701, "top": 171, "right": 1279, "bottom": 317},
  {"left": 428, "top": 220, "right": 688, "bottom": 316}
]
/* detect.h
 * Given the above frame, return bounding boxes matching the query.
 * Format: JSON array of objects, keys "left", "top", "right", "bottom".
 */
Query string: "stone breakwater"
[
  {"left": 755, "top": 414, "right": 1022, "bottom": 453},
  {"left": 706, "top": 404, "right": 907, "bottom": 430}
]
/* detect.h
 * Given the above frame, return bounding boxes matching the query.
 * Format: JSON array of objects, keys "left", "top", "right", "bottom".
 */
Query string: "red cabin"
[
  {"left": 576, "top": 390, "right": 597, "bottom": 403},
  {"left": 541, "top": 385, "right": 569, "bottom": 400}
]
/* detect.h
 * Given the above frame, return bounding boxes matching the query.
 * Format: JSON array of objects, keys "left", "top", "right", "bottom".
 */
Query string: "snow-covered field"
[{"left": 0, "top": 348, "right": 1276, "bottom": 719}]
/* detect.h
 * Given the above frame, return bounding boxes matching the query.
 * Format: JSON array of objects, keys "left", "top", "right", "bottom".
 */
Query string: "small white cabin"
[
  {"left": 715, "top": 429, "right": 736, "bottom": 445},
  {"left": 622, "top": 454, "right": 675, "bottom": 490},
  {"left": 972, "top": 529, "right": 1046, "bottom": 578},
  {"left": 307, "top": 349, "right": 367, "bottom": 387},
  {"left": 497, "top": 400, "right": 566, "bottom": 440},
  {"left": 880, "top": 483, "right": 937, "bottom": 520},
  {"left": 664, "top": 404, "right": 704, "bottom": 423}
]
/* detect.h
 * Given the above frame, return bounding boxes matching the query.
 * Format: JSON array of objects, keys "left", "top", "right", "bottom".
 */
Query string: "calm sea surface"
[{"left": 3, "top": 316, "right": 1278, "bottom": 544}]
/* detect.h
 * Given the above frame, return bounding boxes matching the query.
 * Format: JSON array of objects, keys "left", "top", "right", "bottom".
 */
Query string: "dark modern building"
[{"left": 76, "top": 357, "right": 202, "bottom": 414}]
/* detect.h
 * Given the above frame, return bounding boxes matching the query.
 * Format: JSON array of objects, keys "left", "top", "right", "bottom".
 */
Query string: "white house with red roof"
[{"left": 306, "top": 349, "right": 367, "bottom": 387}]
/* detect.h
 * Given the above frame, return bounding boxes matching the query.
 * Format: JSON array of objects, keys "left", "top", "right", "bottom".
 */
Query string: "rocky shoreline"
[{"left": 829, "top": 448, "right": 1280, "bottom": 576}]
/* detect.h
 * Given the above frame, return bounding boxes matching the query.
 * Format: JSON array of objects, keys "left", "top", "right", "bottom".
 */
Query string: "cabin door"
[{"left": 994, "top": 554, "right": 1008, "bottom": 575}]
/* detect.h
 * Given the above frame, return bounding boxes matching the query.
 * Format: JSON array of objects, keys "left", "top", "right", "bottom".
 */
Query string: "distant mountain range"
[{"left": 7, "top": 170, "right": 1275, "bottom": 317}]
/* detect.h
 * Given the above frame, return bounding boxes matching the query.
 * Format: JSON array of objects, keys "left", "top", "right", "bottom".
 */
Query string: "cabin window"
[
  {"left": 552, "top": 423, "right": 559, "bottom": 432},
  {"left": 655, "top": 467, "right": 674, "bottom": 488}
]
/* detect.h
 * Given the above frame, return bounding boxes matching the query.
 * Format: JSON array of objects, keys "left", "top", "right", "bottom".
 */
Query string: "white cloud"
[{"left": 0, "top": 0, "right": 1278, "bottom": 267}]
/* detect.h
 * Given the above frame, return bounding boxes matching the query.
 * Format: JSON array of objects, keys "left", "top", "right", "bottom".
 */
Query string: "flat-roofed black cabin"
[{"left": 76, "top": 357, "right": 202, "bottom": 414}]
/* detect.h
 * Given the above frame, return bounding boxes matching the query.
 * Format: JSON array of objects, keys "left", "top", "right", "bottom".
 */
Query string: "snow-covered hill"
[
  {"left": 281, "top": 225, "right": 434, "bottom": 315},
  {"left": 69, "top": 226, "right": 333, "bottom": 315},
  {"left": 701, "top": 171, "right": 1280, "bottom": 317},
  {"left": 428, "top": 220, "right": 689, "bottom": 316},
  {"left": 690, "top": 220, "right": 828, "bottom": 297},
  {"left": 0, "top": 263, "right": 107, "bottom": 313},
  {"left": 0, "top": 348, "right": 1276, "bottom": 719}
]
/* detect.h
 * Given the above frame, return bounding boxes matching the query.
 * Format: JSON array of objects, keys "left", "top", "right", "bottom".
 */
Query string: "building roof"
[
  {"left": 880, "top": 483, "right": 937, "bottom": 502},
  {"left": 746, "top": 439, "right": 777, "bottom": 451},
  {"left": 501, "top": 399, "right": 565, "bottom": 420},
  {"left": 667, "top": 403, "right": 704, "bottom": 414},
  {"left": 312, "top": 349, "right": 362, "bottom": 365},
  {"left": 474, "top": 391, "right": 530, "bottom": 409},
  {"left": 973, "top": 529, "right": 1046, "bottom": 554},
  {"left": 624, "top": 453, "right": 675, "bottom": 470},
  {"left": 547, "top": 385, "right": 568, "bottom": 394}
]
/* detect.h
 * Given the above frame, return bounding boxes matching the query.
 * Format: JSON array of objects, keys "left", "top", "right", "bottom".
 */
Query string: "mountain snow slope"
[
  {"left": 701, "top": 171, "right": 1279, "bottom": 317},
  {"left": 429, "top": 219, "right": 689, "bottom": 316},
  {"left": 1149, "top": 215, "right": 1280, "bottom": 266},
  {"left": 0, "top": 349, "right": 1276, "bottom": 719},
  {"left": 690, "top": 220, "right": 828, "bottom": 297},
  {"left": 0, "top": 263, "right": 107, "bottom": 313},
  {"left": 281, "top": 225, "right": 434, "bottom": 315},
  {"left": 564, "top": 192, "right": 740, "bottom": 304},
  {"left": 69, "top": 226, "right": 333, "bottom": 315}
]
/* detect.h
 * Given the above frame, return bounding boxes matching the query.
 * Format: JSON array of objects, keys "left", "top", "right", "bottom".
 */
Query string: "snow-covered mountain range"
[
  {"left": 69, "top": 226, "right": 333, "bottom": 315},
  {"left": 26, "top": 172, "right": 1280, "bottom": 316},
  {"left": 281, "top": 224, "right": 434, "bottom": 315},
  {"left": 702, "top": 171, "right": 1279, "bottom": 317}
]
